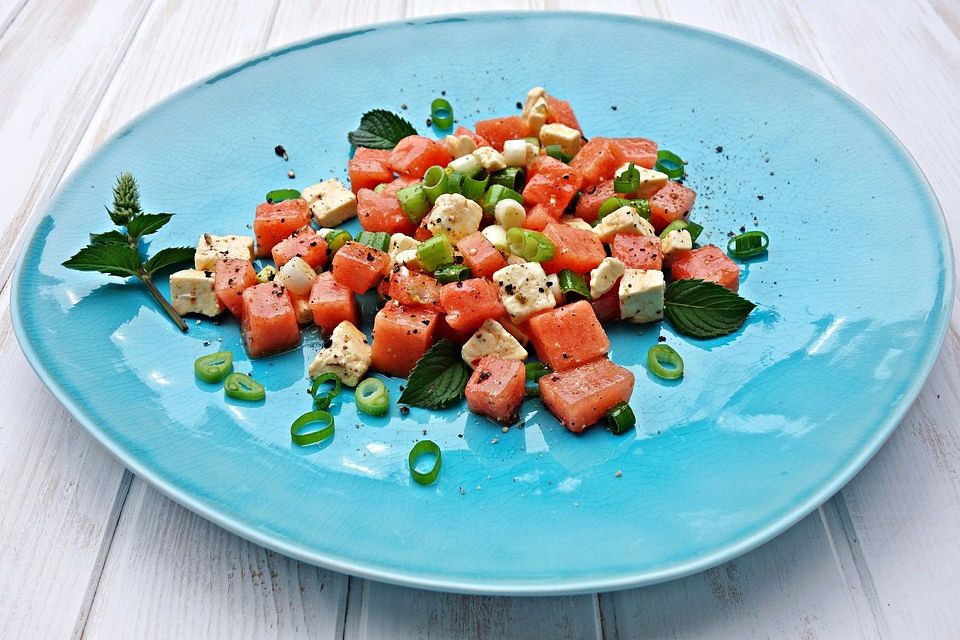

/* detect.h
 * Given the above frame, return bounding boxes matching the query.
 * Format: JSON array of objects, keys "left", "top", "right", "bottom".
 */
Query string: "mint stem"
[{"left": 139, "top": 270, "right": 188, "bottom": 332}]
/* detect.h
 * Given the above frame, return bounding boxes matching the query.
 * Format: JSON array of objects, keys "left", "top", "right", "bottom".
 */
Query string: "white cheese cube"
[
  {"left": 169, "top": 269, "right": 224, "bottom": 317},
  {"left": 594, "top": 206, "right": 655, "bottom": 243},
  {"left": 526, "top": 96, "right": 549, "bottom": 137},
  {"left": 493, "top": 262, "right": 556, "bottom": 323},
  {"left": 481, "top": 225, "right": 509, "bottom": 252},
  {"left": 425, "top": 193, "right": 483, "bottom": 244},
  {"left": 538, "top": 122, "right": 583, "bottom": 156},
  {"left": 614, "top": 163, "right": 669, "bottom": 198},
  {"left": 619, "top": 269, "right": 665, "bottom": 323},
  {"left": 194, "top": 234, "right": 254, "bottom": 270},
  {"left": 661, "top": 229, "right": 693, "bottom": 259},
  {"left": 502, "top": 139, "right": 538, "bottom": 167},
  {"left": 316, "top": 228, "right": 336, "bottom": 239},
  {"left": 559, "top": 216, "right": 594, "bottom": 232},
  {"left": 389, "top": 233, "right": 420, "bottom": 259},
  {"left": 544, "top": 273, "right": 564, "bottom": 306},
  {"left": 448, "top": 153, "right": 482, "bottom": 176},
  {"left": 461, "top": 319, "right": 528, "bottom": 368},
  {"left": 521, "top": 86, "right": 546, "bottom": 117},
  {"left": 275, "top": 256, "right": 317, "bottom": 296},
  {"left": 291, "top": 295, "right": 313, "bottom": 325},
  {"left": 443, "top": 134, "right": 477, "bottom": 158},
  {"left": 472, "top": 146, "right": 507, "bottom": 172},
  {"left": 301, "top": 178, "right": 357, "bottom": 227},
  {"left": 308, "top": 321, "right": 372, "bottom": 386},
  {"left": 393, "top": 248, "right": 422, "bottom": 271},
  {"left": 590, "top": 257, "right": 626, "bottom": 299},
  {"left": 494, "top": 199, "right": 526, "bottom": 230}
]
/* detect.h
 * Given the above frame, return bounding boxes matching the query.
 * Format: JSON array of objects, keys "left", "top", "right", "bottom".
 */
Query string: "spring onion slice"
[
  {"left": 614, "top": 162, "right": 641, "bottom": 194},
  {"left": 396, "top": 183, "right": 431, "bottom": 223},
  {"left": 557, "top": 269, "right": 591, "bottom": 302},
  {"left": 727, "top": 230, "right": 769, "bottom": 259},
  {"left": 525, "top": 384, "right": 540, "bottom": 398},
  {"left": 422, "top": 165, "right": 448, "bottom": 203},
  {"left": 223, "top": 372, "right": 265, "bottom": 401},
  {"left": 482, "top": 184, "right": 524, "bottom": 213},
  {"left": 355, "top": 377, "right": 390, "bottom": 417},
  {"left": 506, "top": 227, "right": 555, "bottom": 262},
  {"left": 647, "top": 344, "right": 684, "bottom": 380},
  {"left": 655, "top": 149, "right": 685, "bottom": 179},
  {"left": 490, "top": 167, "right": 525, "bottom": 192},
  {"left": 310, "top": 372, "right": 342, "bottom": 410},
  {"left": 660, "top": 219, "right": 704, "bottom": 243},
  {"left": 435, "top": 263, "right": 472, "bottom": 284},
  {"left": 525, "top": 362, "right": 552, "bottom": 382},
  {"left": 596, "top": 197, "right": 651, "bottom": 222},
  {"left": 408, "top": 440, "right": 442, "bottom": 485},
  {"left": 325, "top": 229, "right": 351, "bottom": 256},
  {"left": 445, "top": 171, "right": 465, "bottom": 195},
  {"left": 606, "top": 402, "right": 636, "bottom": 435},
  {"left": 290, "top": 410, "right": 335, "bottom": 446},
  {"left": 460, "top": 171, "right": 489, "bottom": 201},
  {"left": 417, "top": 235, "right": 454, "bottom": 272},
  {"left": 194, "top": 351, "right": 233, "bottom": 384},
  {"left": 430, "top": 98, "right": 454, "bottom": 129},
  {"left": 266, "top": 188, "right": 301, "bottom": 204},
  {"left": 545, "top": 144, "right": 572, "bottom": 163},
  {"left": 356, "top": 230, "right": 391, "bottom": 252}
]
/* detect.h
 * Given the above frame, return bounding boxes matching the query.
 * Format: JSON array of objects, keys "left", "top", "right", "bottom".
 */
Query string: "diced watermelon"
[
  {"left": 271, "top": 227, "right": 328, "bottom": 269},
  {"left": 456, "top": 232, "right": 507, "bottom": 279},
  {"left": 612, "top": 138, "right": 658, "bottom": 169},
  {"left": 522, "top": 156, "right": 582, "bottom": 216},
  {"left": 570, "top": 138, "right": 622, "bottom": 188},
  {"left": 465, "top": 356, "right": 526, "bottom": 423},
  {"left": 527, "top": 300, "right": 609, "bottom": 372},
  {"left": 388, "top": 135, "right": 453, "bottom": 178},
  {"left": 240, "top": 282, "right": 301, "bottom": 358},
  {"left": 439, "top": 279, "right": 506, "bottom": 333},
  {"left": 670, "top": 245, "right": 741, "bottom": 292},
  {"left": 370, "top": 302, "right": 439, "bottom": 377},
  {"left": 308, "top": 272, "right": 358, "bottom": 334},
  {"left": 590, "top": 278, "right": 622, "bottom": 323},
  {"left": 475, "top": 116, "right": 530, "bottom": 151},
  {"left": 357, "top": 188, "right": 416, "bottom": 236},
  {"left": 414, "top": 216, "right": 433, "bottom": 242},
  {"left": 454, "top": 125, "right": 490, "bottom": 148},
  {"left": 649, "top": 181, "right": 696, "bottom": 233},
  {"left": 253, "top": 198, "right": 312, "bottom": 257},
  {"left": 612, "top": 234, "right": 662, "bottom": 270},
  {"left": 348, "top": 147, "right": 394, "bottom": 193},
  {"left": 436, "top": 314, "right": 475, "bottom": 345},
  {"left": 540, "top": 222, "right": 606, "bottom": 275},
  {"left": 521, "top": 203, "right": 557, "bottom": 232},
  {"left": 331, "top": 241, "right": 390, "bottom": 294},
  {"left": 213, "top": 259, "right": 257, "bottom": 319},
  {"left": 539, "top": 358, "right": 635, "bottom": 433},
  {"left": 573, "top": 180, "right": 616, "bottom": 222},
  {"left": 544, "top": 94, "right": 582, "bottom": 133},
  {"left": 496, "top": 314, "right": 530, "bottom": 347},
  {"left": 386, "top": 269, "right": 443, "bottom": 311}
]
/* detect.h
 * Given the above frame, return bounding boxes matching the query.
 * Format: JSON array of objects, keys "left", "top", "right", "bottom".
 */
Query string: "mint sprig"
[
  {"left": 63, "top": 173, "right": 193, "bottom": 332},
  {"left": 663, "top": 279, "right": 756, "bottom": 339},
  {"left": 398, "top": 339, "right": 471, "bottom": 409},
  {"left": 347, "top": 109, "right": 417, "bottom": 150}
]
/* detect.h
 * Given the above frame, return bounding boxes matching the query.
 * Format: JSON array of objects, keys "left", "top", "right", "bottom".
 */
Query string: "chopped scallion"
[
  {"left": 506, "top": 227, "right": 555, "bottom": 262},
  {"left": 430, "top": 98, "right": 454, "bottom": 129},
  {"left": 525, "top": 362, "right": 552, "bottom": 382},
  {"left": 194, "top": 351, "right": 233, "bottom": 384},
  {"left": 325, "top": 229, "right": 351, "bottom": 257},
  {"left": 255, "top": 265, "right": 277, "bottom": 283},
  {"left": 356, "top": 230, "right": 390, "bottom": 252},
  {"left": 435, "top": 263, "right": 472, "bottom": 284},
  {"left": 660, "top": 219, "right": 704, "bottom": 243},
  {"left": 489, "top": 167, "right": 525, "bottom": 192},
  {"left": 290, "top": 410, "right": 335, "bottom": 446},
  {"left": 223, "top": 372, "right": 265, "bottom": 402},
  {"left": 655, "top": 149, "right": 685, "bottom": 179},
  {"left": 310, "top": 372, "right": 342, "bottom": 410},
  {"left": 614, "top": 162, "right": 641, "bottom": 194},
  {"left": 408, "top": 440, "right": 442, "bottom": 485},
  {"left": 545, "top": 144, "right": 572, "bottom": 163},
  {"left": 416, "top": 235, "right": 454, "bottom": 272},
  {"left": 396, "top": 183, "right": 431, "bottom": 223},
  {"left": 482, "top": 184, "right": 523, "bottom": 214},
  {"left": 727, "top": 230, "right": 769, "bottom": 259},
  {"left": 605, "top": 402, "right": 636, "bottom": 435},
  {"left": 460, "top": 171, "right": 489, "bottom": 200},
  {"left": 355, "top": 377, "right": 390, "bottom": 417},
  {"left": 266, "top": 188, "right": 301, "bottom": 204},
  {"left": 422, "top": 165, "right": 448, "bottom": 203},
  {"left": 558, "top": 269, "right": 591, "bottom": 302},
  {"left": 647, "top": 344, "right": 684, "bottom": 380}
]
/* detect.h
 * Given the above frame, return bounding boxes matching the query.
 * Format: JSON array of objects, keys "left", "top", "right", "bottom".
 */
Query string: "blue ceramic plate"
[{"left": 12, "top": 13, "right": 954, "bottom": 595}]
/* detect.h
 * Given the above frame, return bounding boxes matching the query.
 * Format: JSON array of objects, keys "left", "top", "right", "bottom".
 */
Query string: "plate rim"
[{"left": 10, "top": 10, "right": 956, "bottom": 595}]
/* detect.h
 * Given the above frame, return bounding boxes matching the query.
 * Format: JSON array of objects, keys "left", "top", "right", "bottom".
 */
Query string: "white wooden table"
[{"left": 1, "top": 1, "right": 958, "bottom": 637}]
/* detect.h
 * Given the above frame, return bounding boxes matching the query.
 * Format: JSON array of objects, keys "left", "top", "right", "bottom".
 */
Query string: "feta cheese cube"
[
  {"left": 661, "top": 229, "right": 693, "bottom": 259},
  {"left": 275, "top": 256, "right": 317, "bottom": 296},
  {"left": 481, "top": 224, "right": 509, "bottom": 251},
  {"left": 393, "top": 248, "right": 422, "bottom": 271},
  {"left": 494, "top": 199, "right": 526, "bottom": 230},
  {"left": 443, "top": 134, "right": 477, "bottom": 158},
  {"left": 425, "top": 193, "right": 483, "bottom": 244},
  {"left": 316, "top": 228, "right": 336, "bottom": 239},
  {"left": 559, "top": 216, "right": 594, "bottom": 232},
  {"left": 389, "top": 233, "right": 420, "bottom": 259},
  {"left": 538, "top": 122, "right": 583, "bottom": 156},
  {"left": 290, "top": 295, "right": 313, "bottom": 325},
  {"left": 521, "top": 86, "right": 546, "bottom": 117},
  {"left": 472, "top": 146, "right": 507, "bottom": 172},
  {"left": 590, "top": 257, "right": 626, "bottom": 299},
  {"left": 194, "top": 234, "right": 254, "bottom": 270},
  {"left": 544, "top": 273, "right": 564, "bottom": 305},
  {"left": 594, "top": 206, "right": 655, "bottom": 243},
  {"left": 169, "top": 268, "right": 225, "bottom": 317},
  {"left": 502, "top": 139, "right": 537, "bottom": 167},
  {"left": 461, "top": 319, "right": 528, "bottom": 368},
  {"left": 614, "top": 163, "right": 669, "bottom": 198},
  {"left": 448, "top": 153, "right": 482, "bottom": 176},
  {"left": 301, "top": 178, "right": 357, "bottom": 227},
  {"left": 308, "top": 321, "right": 372, "bottom": 386},
  {"left": 493, "top": 262, "right": 556, "bottom": 323},
  {"left": 526, "top": 96, "right": 549, "bottom": 137},
  {"left": 619, "top": 269, "right": 665, "bottom": 323}
]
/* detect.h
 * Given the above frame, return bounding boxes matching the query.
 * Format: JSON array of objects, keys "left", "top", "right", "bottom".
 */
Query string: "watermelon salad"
[{"left": 166, "top": 86, "right": 764, "bottom": 472}]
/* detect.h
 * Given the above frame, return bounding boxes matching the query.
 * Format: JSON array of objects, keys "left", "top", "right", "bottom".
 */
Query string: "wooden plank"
[{"left": 0, "top": 0, "right": 27, "bottom": 38}]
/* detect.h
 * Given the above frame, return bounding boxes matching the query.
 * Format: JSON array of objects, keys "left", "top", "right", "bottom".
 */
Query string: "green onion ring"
[
  {"left": 525, "top": 362, "right": 552, "bottom": 382},
  {"left": 506, "top": 227, "right": 555, "bottom": 262},
  {"left": 266, "top": 188, "right": 301, "bottom": 204},
  {"left": 325, "top": 229, "right": 351, "bottom": 257},
  {"left": 435, "top": 263, "right": 472, "bottom": 284},
  {"left": 430, "top": 98, "right": 454, "bottom": 129},
  {"left": 606, "top": 402, "right": 636, "bottom": 435},
  {"left": 290, "top": 410, "right": 335, "bottom": 446},
  {"left": 422, "top": 165, "right": 448, "bottom": 203},
  {"left": 223, "top": 372, "right": 266, "bottom": 401},
  {"left": 558, "top": 269, "right": 591, "bottom": 302},
  {"left": 408, "top": 440, "right": 442, "bottom": 485},
  {"left": 659, "top": 219, "right": 704, "bottom": 243},
  {"left": 194, "top": 351, "right": 233, "bottom": 384},
  {"left": 647, "top": 344, "right": 684, "bottom": 380},
  {"left": 654, "top": 149, "right": 685, "bottom": 180},
  {"left": 727, "top": 230, "right": 769, "bottom": 259},
  {"left": 310, "top": 372, "right": 342, "bottom": 410},
  {"left": 355, "top": 377, "right": 390, "bottom": 417},
  {"left": 613, "top": 162, "right": 641, "bottom": 194},
  {"left": 460, "top": 171, "right": 489, "bottom": 201}
]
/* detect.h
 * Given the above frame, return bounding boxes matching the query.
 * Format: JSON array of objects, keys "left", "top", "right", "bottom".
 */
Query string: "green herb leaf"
[
  {"left": 89, "top": 230, "right": 129, "bottom": 245},
  {"left": 347, "top": 109, "right": 417, "bottom": 150},
  {"left": 62, "top": 243, "right": 143, "bottom": 278},
  {"left": 108, "top": 172, "right": 142, "bottom": 225},
  {"left": 127, "top": 212, "right": 173, "bottom": 238},
  {"left": 663, "top": 279, "right": 756, "bottom": 339},
  {"left": 144, "top": 246, "right": 194, "bottom": 275},
  {"left": 398, "top": 339, "right": 471, "bottom": 409}
]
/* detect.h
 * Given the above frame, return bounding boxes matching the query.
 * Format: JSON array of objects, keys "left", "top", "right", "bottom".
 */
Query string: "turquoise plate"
[{"left": 12, "top": 13, "right": 954, "bottom": 595}]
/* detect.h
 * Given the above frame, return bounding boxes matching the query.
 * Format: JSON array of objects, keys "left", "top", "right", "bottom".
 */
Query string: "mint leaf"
[
  {"left": 63, "top": 243, "right": 142, "bottom": 278},
  {"left": 144, "top": 246, "right": 194, "bottom": 275},
  {"left": 90, "top": 230, "right": 129, "bottom": 245},
  {"left": 398, "top": 339, "right": 470, "bottom": 409},
  {"left": 663, "top": 279, "right": 756, "bottom": 339},
  {"left": 348, "top": 109, "right": 417, "bottom": 150},
  {"left": 127, "top": 212, "right": 173, "bottom": 238}
]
